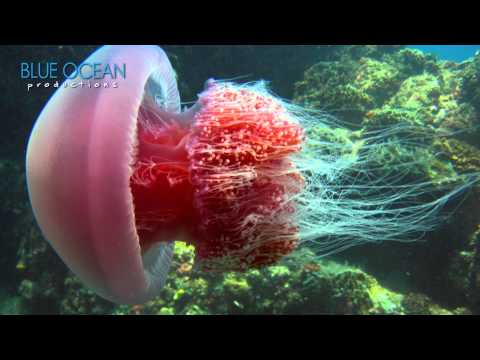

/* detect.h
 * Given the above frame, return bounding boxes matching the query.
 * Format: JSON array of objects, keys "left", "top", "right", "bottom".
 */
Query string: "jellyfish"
[{"left": 26, "top": 45, "right": 479, "bottom": 304}]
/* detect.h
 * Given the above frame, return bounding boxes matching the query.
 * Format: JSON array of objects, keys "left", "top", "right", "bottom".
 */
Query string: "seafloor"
[{"left": 1, "top": 45, "right": 479, "bottom": 315}]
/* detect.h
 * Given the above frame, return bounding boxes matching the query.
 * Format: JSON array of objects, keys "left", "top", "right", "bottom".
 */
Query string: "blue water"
[{"left": 408, "top": 45, "right": 480, "bottom": 62}]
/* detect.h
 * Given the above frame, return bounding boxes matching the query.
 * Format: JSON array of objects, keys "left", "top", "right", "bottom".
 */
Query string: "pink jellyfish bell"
[
  {"left": 26, "top": 45, "right": 305, "bottom": 304},
  {"left": 26, "top": 45, "right": 184, "bottom": 304}
]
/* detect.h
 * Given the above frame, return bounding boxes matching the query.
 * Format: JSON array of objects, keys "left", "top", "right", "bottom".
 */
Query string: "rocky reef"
[
  {"left": 111, "top": 242, "right": 472, "bottom": 315},
  {"left": 294, "top": 46, "right": 480, "bottom": 314},
  {"left": 2, "top": 45, "right": 480, "bottom": 315}
]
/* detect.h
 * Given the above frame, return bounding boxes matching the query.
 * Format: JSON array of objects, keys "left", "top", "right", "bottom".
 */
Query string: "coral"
[
  {"left": 460, "top": 52, "right": 480, "bottom": 112},
  {"left": 294, "top": 60, "right": 373, "bottom": 122},
  {"left": 295, "top": 45, "right": 477, "bottom": 136},
  {"left": 380, "top": 73, "right": 443, "bottom": 127},
  {"left": 340, "top": 45, "right": 404, "bottom": 61},
  {"left": 16, "top": 228, "right": 68, "bottom": 314},
  {"left": 367, "top": 280, "right": 404, "bottom": 314},
  {"left": 353, "top": 58, "right": 401, "bottom": 105},
  {"left": 385, "top": 48, "right": 440, "bottom": 77},
  {"left": 448, "top": 250, "right": 475, "bottom": 297},
  {"left": 222, "top": 274, "right": 250, "bottom": 295},
  {"left": 364, "top": 70, "right": 474, "bottom": 133},
  {"left": 433, "top": 138, "right": 480, "bottom": 174},
  {"left": 446, "top": 225, "right": 480, "bottom": 311},
  {"left": 314, "top": 264, "right": 405, "bottom": 315},
  {"left": 60, "top": 275, "right": 114, "bottom": 315},
  {"left": 110, "top": 243, "right": 458, "bottom": 315},
  {"left": 401, "top": 293, "right": 460, "bottom": 315}
]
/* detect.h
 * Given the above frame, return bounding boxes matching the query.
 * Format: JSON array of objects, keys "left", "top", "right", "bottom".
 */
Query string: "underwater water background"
[
  {"left": 1, "top": 45, "right": 480, "bottom": 315},
  {"left": 409, "top": 45, "right": 480, "bottom": 62}
]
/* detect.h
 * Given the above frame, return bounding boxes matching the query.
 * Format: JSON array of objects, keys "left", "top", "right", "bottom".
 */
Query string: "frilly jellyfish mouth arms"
[{"left": 26, "top": 45, "right": 182, "bottom": 304}]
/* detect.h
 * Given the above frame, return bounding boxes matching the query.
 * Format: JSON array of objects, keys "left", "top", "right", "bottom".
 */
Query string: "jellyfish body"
[
  {"left": 26, "top": 45, "right": 479, "bottom": 305},
  {"left": 26, "top": 45, "right": 307, "bottom": 303}
]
